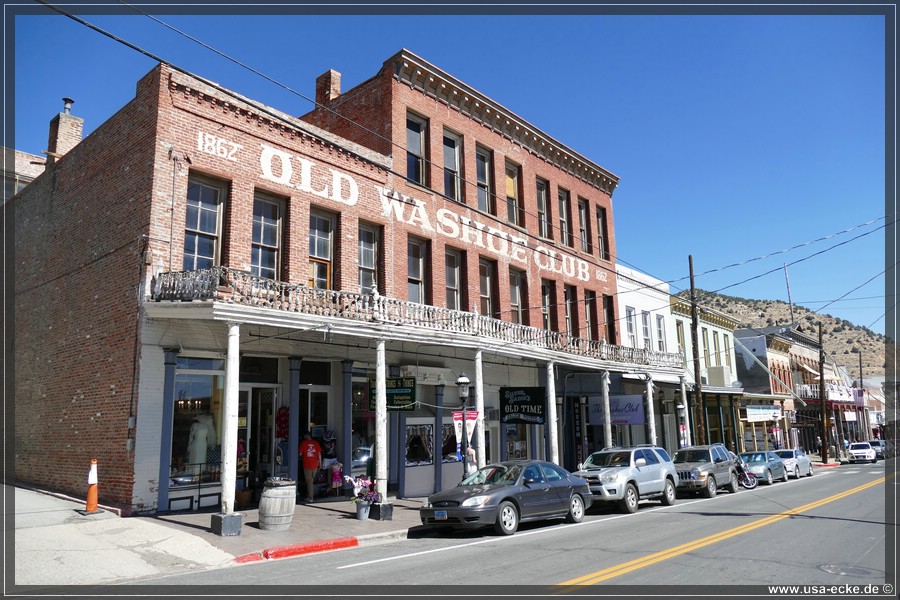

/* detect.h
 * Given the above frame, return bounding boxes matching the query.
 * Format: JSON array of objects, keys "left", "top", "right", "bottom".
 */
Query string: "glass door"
[{"left": 238, "top": 386, "right": 279, "bottom": 486}]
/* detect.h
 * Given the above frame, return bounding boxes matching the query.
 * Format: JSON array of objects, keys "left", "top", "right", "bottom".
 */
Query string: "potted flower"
[{"left": 344, "top": 475, "right": 386, "bottom": 520}]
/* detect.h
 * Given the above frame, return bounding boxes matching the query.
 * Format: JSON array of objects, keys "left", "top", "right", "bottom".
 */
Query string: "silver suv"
[
  {"left": 573, "top": 445, "right": 679, "bottom": 514},
  {"left": 673, "top": 443, "right": 739, "bottom": 497}
]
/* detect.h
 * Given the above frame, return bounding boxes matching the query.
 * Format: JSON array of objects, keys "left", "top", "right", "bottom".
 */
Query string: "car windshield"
[
  {"left": 673, "top": 449, "right": 710, "bottom": 464},
  {"left": 740, "top": 452, "right": 766, "bottom": 463},
  {"left": 774, "top": 451, "right": 794, "bottom": 459},
  {"left": 459, "top": 464, "right": 523, "bottom": 486},
  {"left": 584, "top": 451, "right": 631, "bottom": 468},
  {"left": 850, "top": 443, "right": 870, "bottom": 450}
]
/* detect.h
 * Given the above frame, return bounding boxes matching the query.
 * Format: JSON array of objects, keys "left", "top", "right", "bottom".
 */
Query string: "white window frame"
[
  {"left": 406, "top": 113, "right": 428, "bottom": 186},
  {"left": 536, "top": 178, "right": 551, "bottom": 239},
  {"left": 479, "top": 258, "right": 496, "bottom": 317},
  {"left": 509, "top": 268, "right": 525, "bottom": 324},
  {"left": 358, "top": 223, "right": 379, "bottom": 294},
  {"left": 558, "top": 188, "right": 572, "bottom": 247},
  {"left": 641, "top": 311, "right": 652, "bottom": 349},
  {"left": 184, "top": 176, "right": 226, "bottom": 271},
  {"left": 445, "top": 249, "right": 462, "bottom": 311},
  {"left": 625, "top": 306, "right": 637, "bottom": 347},
  {"left": 308, "top": 210, "right": 335, "bottom": 289},
  {"left": 443, "top": 130, "right": 462, "bottom": 202},
  {"left": 408, "top": 237, "right": 428, "bottom": 304},
  {"left": 251, "top": 194, "right": 282, "bottom": 281},
  {"left": 476, "top": 146, "right": 494, "bottom": 214},
  {"left": 656, "top": 315, "right": 667, "bottom": 352}
]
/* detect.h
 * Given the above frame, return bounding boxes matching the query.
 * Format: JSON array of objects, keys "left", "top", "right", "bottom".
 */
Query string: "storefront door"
[{"left": 238, "top": 386, "right": 279, "bottom": 486}]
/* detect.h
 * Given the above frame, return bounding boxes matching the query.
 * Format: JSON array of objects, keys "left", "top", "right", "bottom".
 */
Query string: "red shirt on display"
[{"left": 299, "top": 438, "right": 322, "bottom": 470}]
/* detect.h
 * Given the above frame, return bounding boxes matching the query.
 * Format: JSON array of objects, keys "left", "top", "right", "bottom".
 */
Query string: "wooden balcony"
[{"left": 152, "top": 267, "right": 685, "bottom": 370}]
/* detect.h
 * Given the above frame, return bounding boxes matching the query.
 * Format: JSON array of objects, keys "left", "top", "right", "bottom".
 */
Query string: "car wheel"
[
  {"left": 807, "top": 464, "right": 814, "bottom": 477},
  {"left": 661, "top": 479, "right": 676, "bottom": 506},
  {"left": 764, "top": 470, "right": 773, "bottom": 485},
  {"left": 793, "top": 467, "right": 800, "bottom": 479},
  {"left": 702, "top": 475, "right": 717, "bottom": 498},
  {"left": 872, "top": 458, "right": 878, "bottom": 464},
  {"left": 566, "top": 494, "right": 585, "bottom": 523},
  {"left": 620, "top": 483, "right": 639, "bottom": 514},
  {"left": 494, "top": 501, "right": 519, "bottom": 536},
  {"left": 781, "top": 468, "right": 789, "bottom": 482},
  {"left": 727, "top": 471, "right": 739, "bottom": 493}
]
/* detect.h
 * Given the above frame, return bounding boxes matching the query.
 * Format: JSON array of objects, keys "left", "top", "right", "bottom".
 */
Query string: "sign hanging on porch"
[
  {"left": 452, "top": 410, "right": 479, "bottom": 447},
  {"left": 587, "top": 394, "right": 645, "bottom": 425},
  {"left": 499, "top": 387, "right": 546, "bottom": 424},
  {"left": 368, "top": 377, "right": 417, "bottom": 411},
  {"left": 745, "top": 405, "right": 781, "bottom": 422}
]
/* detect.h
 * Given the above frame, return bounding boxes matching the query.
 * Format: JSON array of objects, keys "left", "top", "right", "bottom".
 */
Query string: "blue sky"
[{"left": 9, "top": 5, "right": 890, "bottom": 336}]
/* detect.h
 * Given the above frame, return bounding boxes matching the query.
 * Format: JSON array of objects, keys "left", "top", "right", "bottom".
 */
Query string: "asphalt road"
[{"left": 133, "top": 462, "right": 893, "bottom": 594}]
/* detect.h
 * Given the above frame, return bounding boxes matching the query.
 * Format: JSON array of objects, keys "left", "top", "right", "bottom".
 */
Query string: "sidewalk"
[{"left": 10, "top": 483, "right": 427, "bottom": 586}]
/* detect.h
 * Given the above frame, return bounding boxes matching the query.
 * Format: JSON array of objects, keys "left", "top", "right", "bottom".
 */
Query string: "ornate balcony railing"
[
  {"left": 152, "top": 267, "right": 685, "bottom": 370},
  {"left": 794, "top": 383, "right": 859, "bottom": 403}
]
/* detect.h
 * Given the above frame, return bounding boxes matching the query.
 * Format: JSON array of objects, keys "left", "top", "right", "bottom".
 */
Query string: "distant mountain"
[{"left": 678, "top": 290, "right": 887, "bottom": 382}]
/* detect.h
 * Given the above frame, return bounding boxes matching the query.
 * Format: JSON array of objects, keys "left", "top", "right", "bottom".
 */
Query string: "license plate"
[{"left": 434, "top": 510, "right": 447, "bottom": 520}]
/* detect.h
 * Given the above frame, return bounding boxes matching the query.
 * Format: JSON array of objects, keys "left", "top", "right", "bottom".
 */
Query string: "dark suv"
[{"left": 673, "top": 443, "right": 739, "bottom": 497}]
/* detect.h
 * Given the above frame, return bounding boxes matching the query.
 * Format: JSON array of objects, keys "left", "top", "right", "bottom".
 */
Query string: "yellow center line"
[{"left": 556, "top": 475, "right": 887, "bottom": 589}]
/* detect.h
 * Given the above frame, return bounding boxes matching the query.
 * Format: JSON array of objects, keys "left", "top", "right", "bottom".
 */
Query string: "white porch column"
[
  {"left": 221, "top": 321, "right": 240, "bottom": 515},
  {"left": 602, "top": 371, "right": 612, "bottom": 449},
  {"left": 645, "top": 375, "right": 657, "bottom": 446},
  {"left": 474, "top": 349, "right": 486, "bottom": 468},
  {"left": 680, "top": 376, "right": 692, "bottom": 448},
  {"left": 375, "top": 338, "right": 387, "bottom": 499},
  {"left": 546, "top": 361, "right": 559, "bottom": 464}
]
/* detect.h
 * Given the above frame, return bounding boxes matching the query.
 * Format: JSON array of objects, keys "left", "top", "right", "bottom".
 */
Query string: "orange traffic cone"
[{"left": 86, "top": 458, "right": 99, "bottom": 513}]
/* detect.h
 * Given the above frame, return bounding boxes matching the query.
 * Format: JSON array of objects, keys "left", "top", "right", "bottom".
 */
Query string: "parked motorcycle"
[{"left": 733, "top": 453, "right": 758, "bottom": 490}]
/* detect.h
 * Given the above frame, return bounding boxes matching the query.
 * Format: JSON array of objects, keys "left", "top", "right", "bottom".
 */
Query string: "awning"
[{"left": 799, "top": 363, "right": 819, "bottom": 375}]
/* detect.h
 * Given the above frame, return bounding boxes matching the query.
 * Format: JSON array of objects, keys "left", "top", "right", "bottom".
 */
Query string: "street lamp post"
[{"left": 457, "top": 373, "right": 471, "bottom": 479}]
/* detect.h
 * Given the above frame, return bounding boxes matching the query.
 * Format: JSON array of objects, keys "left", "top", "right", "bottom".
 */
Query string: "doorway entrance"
[{"left": 237, "top": 386, "right": 280, "bottom": 488}]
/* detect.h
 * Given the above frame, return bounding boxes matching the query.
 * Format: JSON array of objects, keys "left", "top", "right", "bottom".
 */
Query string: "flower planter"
[{"left": 355, "top": 502, "right": 371, "bottom": 520}]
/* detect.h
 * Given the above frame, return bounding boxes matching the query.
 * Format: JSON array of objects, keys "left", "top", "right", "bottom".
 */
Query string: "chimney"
[
  {"left": 315, "top": 70, "right": 341, "bottom": 106},
  {"left": 46, "top": 97, "right": 84, "bottom": 165}
]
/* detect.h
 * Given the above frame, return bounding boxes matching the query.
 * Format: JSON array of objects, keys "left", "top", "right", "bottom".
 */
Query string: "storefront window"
[
  {"left": 171, "top": 358, "right": 225, "bottom": 486},
  {"left": 351, "top": 379, "right": 374, "bottom": 474}
]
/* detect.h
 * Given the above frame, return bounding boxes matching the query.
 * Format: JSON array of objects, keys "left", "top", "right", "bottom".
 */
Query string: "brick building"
[{"left": 12, "top": 50, "right": 683, "bottom": 518}]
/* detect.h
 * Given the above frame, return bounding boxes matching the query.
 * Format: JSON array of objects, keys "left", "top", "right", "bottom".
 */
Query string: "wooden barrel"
[{"left": 258, "top": 478, "right": 296, "bottom": 531}]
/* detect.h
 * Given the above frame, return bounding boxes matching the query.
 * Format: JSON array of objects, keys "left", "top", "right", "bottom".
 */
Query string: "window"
[
  {"left": 541, "top": 280, "right": 556, "bottom": 331},
  {"left": 625, "top": 306, "right": 637, "bottom": 347},
  {"left": 358, "top": 223, "right": 379, "bottom": 294},
  {"left": 443, "top": 130, "right": 462, "bottom": 202},
  {"left": 251, "top": 195, "right": 281, "bottom": 280},
  {"left": 536, "top": 178, "right": 551, "bottom": 239},
  {"left": 702, "top": 327, "right": 711, "bottom": 367},
  {"left": 596, "top": 206, "right": 610, "bottom": 261},
  {"left": 479, "top": 258, "right": 497, "bottom": 317},
  {"left": 475, "top": 146, "right": 494, "bottom": 213},
  {"left": 675, "top": 319, "right": 687, "bottom": 361},
  {"left": 603, "top": 294, "right": 616, "bottom": 343},
  {"left": 724, "top": 335, "right": 732, "bottom": 368},
  {"left": 445, "top": 249, "right": 462, "bottom": 311},
  {"left": 641, "top": 311, "right": 652, "bottom": 349},
  {"left": 558, "top": 188, "right": 572, "bottom": 247},
  {"left": 505, "top": 162, "right": 522, "bottom": 226},
  {"left": 408, "top": 237, "right": 428, "bottom": 304},
  {"left": 509, "top": 268, "right": 526, "bottom": 324},
  {"left": 564, "top": 285, "right": 578, "bottom": 337},
  {"left": 656, "top": 315, "right": 667, "bottom": 352},
  {"left": 577, "top": 198, "right": 592, "bottom": 253},
  {"left": 184, "top": 177, "right": 225, "bottom": 270},
  {"left": 584, "top": 290, "right": 598, "bottom": 341},
  {"left": 713, "top": 331, "right": 722, "bottom": 366},
  {"left": 308, "top": 210, "right": 335, "bottom": 289},
  {"left": 406, "top": 113, "right": 427, "bottom": 186}
]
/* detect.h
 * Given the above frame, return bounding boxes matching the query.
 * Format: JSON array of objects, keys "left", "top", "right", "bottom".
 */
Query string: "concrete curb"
[{"left": 234, "top": 528, "right": 410, "bottom": 564}]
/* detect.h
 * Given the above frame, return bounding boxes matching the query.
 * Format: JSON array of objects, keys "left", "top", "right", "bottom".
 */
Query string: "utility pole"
[
  {"left": 689, "top": 256, "right": 707, "bottom": 445},
  {"left": 819, "top": 323, "right": 828, "bottom": 463},
  {"left": 858, "top": 351, "right": 865, "bottom": 439},
  {"left": 784, "top": 264, "right": 795, "bottom": 323}
]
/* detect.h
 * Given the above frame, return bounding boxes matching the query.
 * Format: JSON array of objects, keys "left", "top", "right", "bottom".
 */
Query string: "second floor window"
[
  {"left": 184, "top": 177, "right": 225, "bottom": 271},
  {"left": 625, "top": 306, "right": 637, "bottom": 347},
  {"left": 713, "top": 331, "right": 722, "bottom": 366},
  {"left": 476, "top": 146, "right": 494, "bottom": 214},
  {"left": 308, "top": 211, "right": 334, "bottom": 289},
  {"left": 541, "top": 280, "right": 556, "bottom": 331},
  {"left": 251, "top": 195, "right": 281, "bottom": 280},
  {"left": 724, "top": 334, "right": 732, "bottom": 368},
  {"left": 641, "top": 311, "right": 652, "bottom": 349},
  {"left": 406, "top": 114, "right": 427, "bottom": 186},
  {"left": 656, "top": 315, "right": 667, "bottom": 352},
  {"left": 564, "top": 285, "right": 577, "bottom": 337},
  {"left": 603, "top": 294, "right": 616, "bottom": 343},
  {"left": 358, "top": 223, "right": 379, "bottom": 294},
  {"left": 443, "top": 131, "right": 462, "bottom": 202},
  {"left": 509, "top": 268, "right": 526, "bottom": 324},
  {"left": 479, "top": 258, "right": 497, "bottom": 317},
  {"left": 584, "top": 290, "right": 598, "bottom": 341},
  {"left": 702, "top": 327, "right": 711, "bottom": 367},
  {"left": 558, "top": 188, "right": 572, "bottom": 247},
  {"left": 445, "top": 249, "right": 462, "bottom": 310},
  {"left": 578, "top": 198, "right": 592, "bottom": 254},
  {"left": 408, "top": 237, "right": 428, "bottom": 304},
  {"left": 536, "top": 178, "right": 551, "bottom": 239},
  {"left": 505, "top": 162, "right": 522, "bottom": 226},
  {"left": 676, "top": 320, "right": 687, "bottom": 361}
]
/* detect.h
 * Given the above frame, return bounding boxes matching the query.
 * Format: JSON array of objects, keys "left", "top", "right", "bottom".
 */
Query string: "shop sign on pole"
[{"left": 368, "top": 377, "right": 416, "bottom": 411}]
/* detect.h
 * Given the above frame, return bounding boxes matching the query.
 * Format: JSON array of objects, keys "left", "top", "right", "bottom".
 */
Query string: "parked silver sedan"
[
  {"left": 774, "top": 448, "right": 813, "bottom": 478},
  {"left": 739, "top": 451, "right": 788, "bottom": 485}
]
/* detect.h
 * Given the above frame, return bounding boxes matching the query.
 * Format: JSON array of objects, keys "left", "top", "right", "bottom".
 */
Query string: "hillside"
[{"left": 679, "top": 290, "right": 887, "bottom": 382}]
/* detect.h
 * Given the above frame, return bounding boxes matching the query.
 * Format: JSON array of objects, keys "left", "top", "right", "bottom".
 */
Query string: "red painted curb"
[
  {"left": 262, "top": 537, "right": 360, "bottom": 560},
  {"left": 234, "top": 552, "right": 265, "bottom": 564}
]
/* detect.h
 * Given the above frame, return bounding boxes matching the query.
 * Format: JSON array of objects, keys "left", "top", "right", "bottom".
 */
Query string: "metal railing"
[{"left": 152, "top": 267, "right": 685, "bottom": 370}]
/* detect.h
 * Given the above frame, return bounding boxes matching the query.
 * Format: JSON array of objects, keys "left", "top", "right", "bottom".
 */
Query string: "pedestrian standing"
[{"left": 299, "top": 432, "right": 322, "bottom": 502}]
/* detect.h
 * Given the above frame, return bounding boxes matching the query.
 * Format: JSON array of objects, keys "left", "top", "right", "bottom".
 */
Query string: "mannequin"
[{"left": 187, "top": 413, "right": 217, "bottom": 474}]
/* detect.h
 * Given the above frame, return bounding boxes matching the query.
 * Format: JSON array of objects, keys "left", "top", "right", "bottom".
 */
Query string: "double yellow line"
[{"left": 557, "top": 475, "right": 887, "bottom": 588}]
